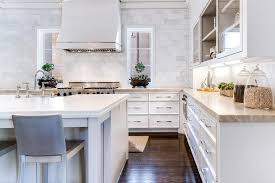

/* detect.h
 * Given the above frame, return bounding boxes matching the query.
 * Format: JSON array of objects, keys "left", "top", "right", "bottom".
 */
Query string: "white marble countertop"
[
  {"left": 184, "top": 89, "right": 275, "bottom": 122},
  {"left": 0, "top": 89, "right": 56, "bottom": 95},
  {"left": 115, "top": 87, "right": 183, "bottom": 92},
  {"left": 0, "top": 94, "right": 128, "bottom": 119}
]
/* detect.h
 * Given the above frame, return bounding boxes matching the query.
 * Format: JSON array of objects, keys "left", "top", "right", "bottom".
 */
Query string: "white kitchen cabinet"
[
  {"left": 150, "top": 101, "right": 179, "bottom": 114},
  {"left": 185, "top": 92, "right": 275, "bottom": 183},
  {"left": 149, "top": 93, "right": 179, "bottom": 101},
  {"left": 128, "top": 93, "right": 149, "bottom": 102},
  {"left": 186, "top": 103, "right": 217, "bottom": 182},
  {"left": 117, "top": 90, "right": 181, "bottom": 131},
  {"left": 149, "top": 115, "right": 179, "bottom": 128},
  {"left": 192, "top": 0, "right": 275, "bottom": 66},
  {"left": 128, "top": 101, "right": 149, "bottom": 114},
  {"left": 128, "top": 115, "right": 149, "bottom": 128}
]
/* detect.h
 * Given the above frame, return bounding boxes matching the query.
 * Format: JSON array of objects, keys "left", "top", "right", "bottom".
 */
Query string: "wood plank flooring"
[{"left": 118, "top": 134, "right": 202, "bottom": 183}]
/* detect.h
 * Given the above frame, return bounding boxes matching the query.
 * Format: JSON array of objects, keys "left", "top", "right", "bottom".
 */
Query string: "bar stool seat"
[
  {"left": 0, "top": 141, "right": 16, "bottom": 157},
  {"left": 12, "top": 115, "right": 85, "bottom": 183},
  {"left": 24, "top": 140, "right": 84, "bottom": 163}
]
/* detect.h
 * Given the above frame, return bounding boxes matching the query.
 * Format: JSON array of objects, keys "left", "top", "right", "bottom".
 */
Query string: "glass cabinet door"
[
  {"left": 218, "top": 0, "right": 241, "bottom": 57},
  {"left": 193, "top": 20, "right": 202, "bottom": 64}
]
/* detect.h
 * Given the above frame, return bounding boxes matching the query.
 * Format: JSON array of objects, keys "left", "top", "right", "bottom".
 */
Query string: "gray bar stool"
[
  {"left": 0, "top": 141, "right": 16, "bottom": 157},
  {"left": 12, "top": 115, "right": 85, "bottom": 183}
]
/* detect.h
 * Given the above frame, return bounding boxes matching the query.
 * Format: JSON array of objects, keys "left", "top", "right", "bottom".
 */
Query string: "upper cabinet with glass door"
[
  {"left": 192, "top": 0, "right": 275, "bottom": 66},
  {"left": 218, "top": 0, "right": 241, "bottom": 58},
  {"left": 218, "top": 0, "right": 275, "bottom": 59}
]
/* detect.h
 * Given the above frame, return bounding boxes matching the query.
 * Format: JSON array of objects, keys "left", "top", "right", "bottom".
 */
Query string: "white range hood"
[{"left": 56, "top": 0, "right": 121, "bottom": 53}]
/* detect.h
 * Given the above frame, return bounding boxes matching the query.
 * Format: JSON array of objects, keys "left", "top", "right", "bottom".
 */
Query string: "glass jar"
[
  {"left": 234, "top": 66, "right": 250, "bottom": 103},
  {"left": 244, "top": 65, "right": 273, "bottom": 110}
]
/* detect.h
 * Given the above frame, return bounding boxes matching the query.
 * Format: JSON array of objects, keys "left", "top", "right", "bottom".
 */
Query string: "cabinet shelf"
[
  {"left": 224, "top": 21, "right": 240, "bottom": 33},
  {"left": 221, "top": 0, "right": 239, "bottom": 13},
  {"left": 202, "top": 28, "right": 216, "bottom": 42}
]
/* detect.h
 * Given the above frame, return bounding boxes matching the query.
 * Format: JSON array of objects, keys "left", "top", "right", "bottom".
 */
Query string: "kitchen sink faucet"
[
  {"left": 34, "top": 70, "right": 45, "bottom": 90},
  {"left": 23, "top": 82, "right": 30, "bottom": 98}
]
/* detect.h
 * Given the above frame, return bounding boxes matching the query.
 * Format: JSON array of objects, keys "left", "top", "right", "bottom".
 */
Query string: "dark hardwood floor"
[{"left": 118, "top": 134, "right": 202, "bottom": 183}]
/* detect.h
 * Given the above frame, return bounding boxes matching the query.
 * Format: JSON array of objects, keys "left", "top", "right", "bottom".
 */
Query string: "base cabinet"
[
  {"left": 117, "top": 91, "right": 180, "bottom": 131},
  {"left": 185, "top": 93, "right": 275, "bottom": 183}
]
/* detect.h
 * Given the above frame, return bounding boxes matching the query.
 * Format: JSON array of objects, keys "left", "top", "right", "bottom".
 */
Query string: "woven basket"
[{"left": 220, "top": 90, "right": 233, "bottom": 97}]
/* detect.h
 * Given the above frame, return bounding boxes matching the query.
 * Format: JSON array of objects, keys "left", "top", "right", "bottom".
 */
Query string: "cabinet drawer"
[
  {"left": 128, "top": 102, "right": 148, "bottom": 114},
  {"left": 150, "top": 102, "right": 179, "bottom": 114},
  {"left": 149, "top": 115, "right": 179, "bottom": 128},
  {"left": 200, "top": 113, "right": 217, "bottom": 139},
  {"left": 199, "top": 147, "right": 216, "bottom": 183},
  {"left": 149, "top": 93, "right": 179, "bottom": 101},
  {"left": 128, "top": 115, "right": 149, "bottom": 128},
  {"left": 200, "top": 124, "right": 216, "bottom": 173},
  {"left": 128, "top": 93, "right": 148, "bottom": 102}
]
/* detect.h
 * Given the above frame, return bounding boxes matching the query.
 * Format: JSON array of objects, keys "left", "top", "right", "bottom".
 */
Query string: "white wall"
[
  {"left": 0, "top": 8, "right": 61, "bottom": 89},
  {"left": 63, "top": 8, "right": 190, "bottom": 88},
  {"left": 0, "top": 6, "right": 190, "bottom": 89}
]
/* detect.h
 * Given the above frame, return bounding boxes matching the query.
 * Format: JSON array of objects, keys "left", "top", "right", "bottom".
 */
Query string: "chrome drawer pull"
[
  {"left": 156, "top": 106, "right": 172, "bottom": 109},
  {"left": 156, "top": 96, "right": 172, "bottom": 98},
  {"left": 201, "top": 119, "right": 215, "bottom": 128},
  {"left": 131, "top": 120, "right": 142, "bottom": 123},
  {"left": 205, "top": 123, "right": 215, "bottom": 128},
  {"left": 129, "top": 107, "right": 141, "bottom": 109},
  {"left": 205, "top": 148, "right": 213, "bottom": 154},
  {"left": 156, "top": 120, "right": 172, "bottom": 123}
]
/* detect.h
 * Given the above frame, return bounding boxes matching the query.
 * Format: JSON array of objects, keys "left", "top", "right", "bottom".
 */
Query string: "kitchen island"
[{"left": 0, "top": 94, "right": 128, "bottom": 183}]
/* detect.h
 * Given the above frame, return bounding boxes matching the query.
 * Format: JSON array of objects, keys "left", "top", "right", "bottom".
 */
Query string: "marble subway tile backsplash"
[
  {"left": 0, "top": 7, "right": 190, "bottom": 88},
  {"left": 0, "top": 9, "right": 61, "bottom": 89}
]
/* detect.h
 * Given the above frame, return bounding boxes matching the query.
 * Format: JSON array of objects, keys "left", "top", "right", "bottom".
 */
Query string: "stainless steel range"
[{"left": 55, "top": 82, "right": 120, "bottom": 96}]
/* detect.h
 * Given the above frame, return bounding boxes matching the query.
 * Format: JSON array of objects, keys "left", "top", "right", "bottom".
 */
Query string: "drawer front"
[
  {"left": 185, "top": 123, "right": 202, "bottom": 171},
  {"left": 150, "top": 101, "right": 179, "bottom": 114},
  {"left": 149, "top": 115, "right": 179, "bottom": 128},
  {"left": 200, "top": 112, "right": 217, "bottom": 139},
  {"left": 199, "top": 147, "right": 216, "bottom": 183},
  {"left": 200, "top": 124, "right": 217, "bottom": 173},
  {"left": 187, "top": 98, "right": 217, "bottom": 141},
  {"left": 128, "top": 102, "right": 148, "bottom": 114},
  {"left": 128, "top": 115, "right": 149, "bottom": 128},
  {"left": 128, "top": 93, "right": 148, "bottom": 102},
  {"left": 187, "top": 107, "right": 202, "bottom": 141},
  {"left": 149, "top": 93, "right": 179, "bottom": 101}
]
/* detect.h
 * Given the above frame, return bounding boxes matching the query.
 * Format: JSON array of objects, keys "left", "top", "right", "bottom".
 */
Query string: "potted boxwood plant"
[
  {"left": 38, "top": 63, "right": 58, "bottom": 88},
  {"left": 130, "top": 62, "right": 151, "bottom": 88},
  {"left": 218, "top": 82, "right": 234, "bottom": 97}
]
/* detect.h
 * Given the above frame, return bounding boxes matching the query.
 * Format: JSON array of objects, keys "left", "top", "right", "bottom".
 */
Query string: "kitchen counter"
[
  {"left": 116, "top": 87, "right": 183, "bottom": 93},
  {"left": 184, "top": 88, "right": 275, "bottom": 122},
  {"left": 0, "top": 88, "right": 56, "bottom": 95},
  {"left": 0, "top": 94, "right": 129, "bottom": 183},
  {"left": 0, "top": 94, "right": 128, "bottom": 119}
]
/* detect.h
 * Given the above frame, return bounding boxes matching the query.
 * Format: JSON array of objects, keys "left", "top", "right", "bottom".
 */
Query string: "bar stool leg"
[
  {"left": 18, "top": 155, "right": 26, "bottom": 183},
  {"left": 42, "top": 163, "right": 48, "bottom": 183},
  {"left": 61, "top": 154, "right": 67, "bottom": 183}
]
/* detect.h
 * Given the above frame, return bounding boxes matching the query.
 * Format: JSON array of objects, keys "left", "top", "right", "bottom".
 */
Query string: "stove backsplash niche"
[{"left": 62, "top": 53, "right": 128, "bottom": 86}]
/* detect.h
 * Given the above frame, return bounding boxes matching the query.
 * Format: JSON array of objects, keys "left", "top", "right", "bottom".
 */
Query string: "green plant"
[
  {"left": 130, "top": 62, "right": 151, "bottom": 87},
  {"left": 218, "top": 82, "right": 234, "bottom": 90},
  {"left": 42, "top": 63, "right": 54, "bottom": 72},
  {"left": 135, "top": 62, "right": 145, "bottom": 73}
]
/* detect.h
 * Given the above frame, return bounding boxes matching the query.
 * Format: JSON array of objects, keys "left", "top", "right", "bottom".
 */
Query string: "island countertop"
[
  {"left": 0, "top": 94, "right": 128, "bottom": 119},
  {"left": 184, "top": 88, "right": 275, "bottom": 122}
]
